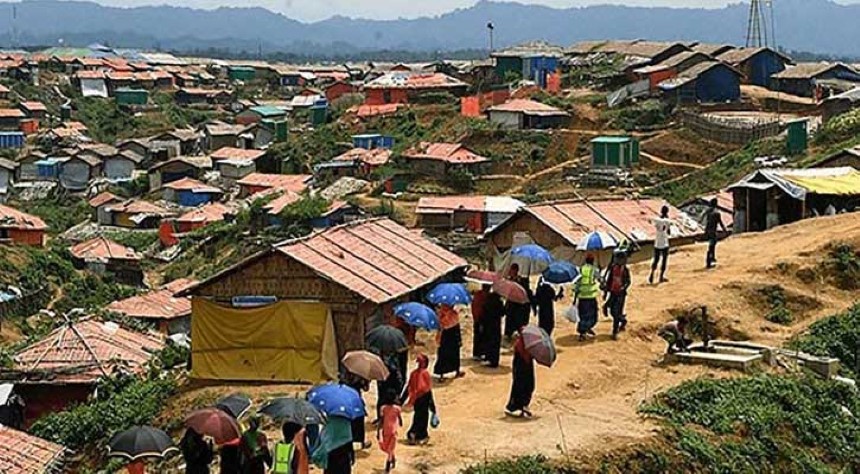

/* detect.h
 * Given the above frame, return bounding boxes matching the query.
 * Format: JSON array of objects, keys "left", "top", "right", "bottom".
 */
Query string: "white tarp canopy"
[{"left": 81, "top": 78, "right": 108, "bottom": 98}]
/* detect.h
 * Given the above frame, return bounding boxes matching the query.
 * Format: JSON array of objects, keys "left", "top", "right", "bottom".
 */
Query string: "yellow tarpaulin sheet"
[
  {"left": 783, "top": 170, "right": 860, "bottom": 196},
  {"left": 191, "top": 299, "right": 338, "bottom": 383}
]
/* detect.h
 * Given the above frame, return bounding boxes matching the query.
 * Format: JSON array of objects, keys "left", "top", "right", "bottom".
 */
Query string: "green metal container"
[
  {"left": 310, "top": 105, "right": 327, "bottom": 126},
  {"left": 786, "top": 120, "right": 808, "bottom": 155},
  {"left": 228, "top": 66, "right": 256, "bottom": 82},
  {"left": 262, "top": 119, "right": 288, "bottom": 142},
  {"left": 115, "top": 88, "right": 149, "bottom": 106},
  {"left": 590, "top": 136, "right": 639, "bottom": 168},
  {"left": 495, "top": 56, "right": 523, "bottom": 81}
]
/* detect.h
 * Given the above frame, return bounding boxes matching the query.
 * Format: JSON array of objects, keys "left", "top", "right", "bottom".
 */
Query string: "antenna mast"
[{"left": 745, "top": 0, "right": 770, "bottom": 48}]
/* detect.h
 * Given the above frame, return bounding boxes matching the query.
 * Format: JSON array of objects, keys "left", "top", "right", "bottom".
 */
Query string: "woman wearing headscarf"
[
  {"left": 504, "top": 264, "right": 532, "bottom": 339},
  {"left": 375, "top": 353, "right": 404, "bottom": 423},
  {"left": 272, "top": 422, "right": 309, "bottom": 474},
  {"left": 533, "top": 277, "right": 561, "bottom": 336},
  {"left": 433, "top": 304, "right": 463, "bottom": 379},
  {"left": 377, "top": 398, "right": 403, "bottom": 473},
  {"left": 403, "top": 354, "right": 436, "bottom": 445},
  {"left": 505, "top": 329, "right": 535, "bottom": 418},
  {"left": 239, "top": 415, "right": 272, "bottom": 474},
  {"left": 311, "top": 416, "right": 354, "bottom": 474},
  {"left": 340, "top": 371, "right": 371, "bottom": 450},
  {"left": 180, "top": 428, "right": 213, "bottom": 474},
  {"left": 482, "top": 290, "right": 505, "bottom": 368}
]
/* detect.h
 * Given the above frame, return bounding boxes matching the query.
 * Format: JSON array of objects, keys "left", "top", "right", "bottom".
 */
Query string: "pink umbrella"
[
  {"left": 466, "top": 270, "right": 500, "bottom": 284},
  {"left": 342, "top": 350, "right": 390, "bottom": 381},
  {"left": 185, "top": 408, "right": 241, "bottom": 445},
  {"left": 521, "top": 326, "right": 557, "bottom": 367},
  {"left": 492, "top": 279, "right": 529, "bottom": 304}
]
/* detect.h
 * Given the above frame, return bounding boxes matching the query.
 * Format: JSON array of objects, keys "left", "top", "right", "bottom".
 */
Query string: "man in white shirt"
[{"left": 649, "top": 205, "right": 671, "bottom": 285}]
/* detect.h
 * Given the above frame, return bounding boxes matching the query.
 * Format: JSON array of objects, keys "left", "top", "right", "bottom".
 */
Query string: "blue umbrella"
[
  {"left": 426, "top": 283, "right": 471, "bottom": 306},
  {"left": 393, "top": 302, "right": 440, "bottom": 331},
  {"left": 510, "top": 244, "right": 554, "bottom": 275},
  {"left": 542, "top": 261, "right": 580, "bottom": 284},
  {"left": 307, "top": 383, "right": 366, "bottom": 420},
  {"left": 576, "top": 231, "right": 619, "bottom": 251}
]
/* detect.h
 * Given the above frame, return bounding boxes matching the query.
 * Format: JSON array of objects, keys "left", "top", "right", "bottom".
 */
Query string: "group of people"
[
  {"left": 650, "top": 200, "right": 728, "bottom": 285},
  {"left": 179, "top": 415, "right": 288, "bottom": 474}
]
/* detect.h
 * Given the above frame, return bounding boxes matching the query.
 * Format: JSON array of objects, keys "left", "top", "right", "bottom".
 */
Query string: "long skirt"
[
  {"left": 576, "top": 298, "right": 599, "bottom": 335},
  {"left": 506, "top": 353, "right": 535, "bottom": 412},
  {"left": 407, "top": 392, "right": 435, "bottom": 442},
  {"left": 350, "top": 416, "right": 365, "bottom": 444},
  {"left": 433, "top": 325, "right": 461, "bottom": 376},
  {"left": 483, "top": 319, "right": 502, "bottom": 367},
  {"left": 472, "top": 317, "right": 485, "bottom": 358},
  {"left": 537, "top": 306, "right": 555, "bottom": 336},
  {"left": 504, "top": 303, "right": 530, "bottom": 338},
  {"left": 324, "top": 442, "right": 354, "bottom": 474}
]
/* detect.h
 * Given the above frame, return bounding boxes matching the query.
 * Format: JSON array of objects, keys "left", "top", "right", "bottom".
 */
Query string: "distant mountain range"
[{"left": 0, "top": 0, "right": 858, "bottom": 58}]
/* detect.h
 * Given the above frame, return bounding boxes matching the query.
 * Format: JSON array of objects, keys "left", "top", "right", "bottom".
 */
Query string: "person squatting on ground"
[{"left": 659, "top": 315, "right": 692, "bottom": 354}]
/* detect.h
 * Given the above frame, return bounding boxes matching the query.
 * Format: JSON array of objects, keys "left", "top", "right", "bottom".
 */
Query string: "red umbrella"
[
  {"left": 492, "top": 279, "right": 529, "bottom": 304},
  {"left": 466, "top": 269, "right": 500, "bottom": 284},
  {"left": 521, "top": 326, "right": 557, "bottom": 368},
  {"left": 185, "top": 408, "right": 241, "bottom": 445}
]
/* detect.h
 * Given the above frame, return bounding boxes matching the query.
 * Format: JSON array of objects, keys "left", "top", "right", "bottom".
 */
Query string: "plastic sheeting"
[
  {"left": 191, "top": 299, "right": 338, "bottom": 383},
  {"left": 729, "top": 167, "right": 860, "bottom": 200}
]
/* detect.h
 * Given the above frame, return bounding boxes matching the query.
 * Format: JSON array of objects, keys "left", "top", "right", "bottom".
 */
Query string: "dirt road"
[{"left": 167, "top": 214, "right": 860, "bottom": 473}]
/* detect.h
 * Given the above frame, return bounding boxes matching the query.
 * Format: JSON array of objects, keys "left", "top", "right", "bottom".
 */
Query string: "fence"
[
  {"left": 0, "top": 286, "right": 51, "bottom": 329},
  {"left": 681, "top": 111, "right": 784, "bottom": 145}
]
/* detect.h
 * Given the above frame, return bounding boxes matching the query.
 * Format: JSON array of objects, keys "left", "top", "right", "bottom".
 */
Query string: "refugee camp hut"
[
  {"left": 590, "top": 136, "right": 640, "bottom": 168},
  {"left": 57, "top": 153, "right": 100, "bottom": 191},
  {"left": 211, "top": 147, "right": 277, "bottom": 173},
  {"left": 325, "top": 81, "right": 359, "bottom": 103},
  {"left": 659, "top": 61, "right": 742, "bottom": 104},
  {"left": 0, "top": 425, "right": 65, "bottom": 472},
  {"left": 8, "top": 319, "right": 164, "bottom": 423},
  {"left": 176, "top": 88, "right": 233, "bottom": 106},
  {"left": 654, "top": 51, "right": 713, "bottom": 74},
  {"left": 681, "top": 190, "right": 735, "bottom": 233},
  {"left": 16, "top": 151, "right": 46, "bottom": 181},
  {"left": 728, "top": 167, "right": 860, "bottom": 233},
  {"left": 317, "top": 148, "right": 391, "bottom": 180},
  {"left": 103, "top": 149, "right": 144, "bottom": 182},
  {"left": 484, "top": 198, "right": 703, "bottom": 266},
  {"left": 18, "top": 101, "right": 48, "bottom": 120},
  {"left": 487, "top": 99, "right": 569, "bottom": 130},
  {"left": 0, "top": 204, "right": 46, "bottom": 246},
  {"left": 107, "top": 279, "right": 198, "bottom": 335},
  {"left": 0, "top": 157, "right": 18, "bottom": 196},
  {"left": 104, "top": 199, "right": 174, "bottom": 229},
  {"left": 812, "top": 145, "right": 860, "bottom": 170},
  {"left": 116, "top": 138, "right": 151, "bottom": 162},
  {"left": 402, "top": 142, "right": 490, "bottom": 177},
  {"left": 364, "top": 72, "right": 469, "bottom": 105},
  {"left": 416, "top": 196, "right": 525, "bottom": 233},
  {"left": 237, "top": 172, "right": 311, "bottom": 197},
  {"left": 771, "top": 62, "right": 860, "bottom": 99},
  {"left": 236, "top": 105, "right": 288, "bottom": 125},
  {"left": 491, "top": 41, "right": 564, "bottom": 87},
  {"left": 716, "top": 47, "right": 792, "bottom": 87},
  {"left": 162, "top": 177, "right": 223, "bottom": 207},
  {"left": 174, "top": 202, "right": 235, "bottom": 233},
  {"left": 200, "top": 122, "right": 253, "bottom": 152},
  {"left": 181, "top": 218, "right": 468, "bottom": 383},
  {"left": 153, "top": 129, "right": 201, "bottom": 156},
  {"left": 69, "top": 236, "right": 143, "bottom": 285},
  {"left": 0, "top": 108, "right": 24, "bottom": 130},
  {"left": 148, "top": 156, "right": 212, "bottom": 189},
  {"left": 692, "top": 43, "right": 735, "bottom": 58},
  {"left": 88, "top": 191, "right": 122, "bottom": 224},
  {"left": 822, "top": 87, "right": 860, "bottom": 121}
]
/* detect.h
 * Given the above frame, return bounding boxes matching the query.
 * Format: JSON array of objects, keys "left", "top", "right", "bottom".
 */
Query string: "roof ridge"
[{"left": 273, "top": 217, "right": 387, "bottom": 248}]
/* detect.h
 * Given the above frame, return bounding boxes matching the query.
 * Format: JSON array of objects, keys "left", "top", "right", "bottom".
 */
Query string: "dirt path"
[
  {"left": 165, "top": 214, "right": 860, "bottom": 474},
  {"left": 640, "top": 151, "right": 705, "bottom": 170}
]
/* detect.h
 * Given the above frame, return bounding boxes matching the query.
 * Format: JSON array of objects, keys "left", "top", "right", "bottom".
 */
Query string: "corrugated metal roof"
[
  {"left": 106, "top": 199, "right": 173, "bottom": 216},
  {"left": 14, "top": 319, "right": 164, "bottom": 384},
  {"left": 416, "top": 196, "right": 488, "bottom": 214},
  {"left": 274, "top": 219, "right": 468, "bottom": 304},
  {"left": 237, "top": 173, "right": 311, "bottom": 194},
  {"left": 0, "top": 426, "right": 65, "bottom": 473},
  {"left": 163, "top": 177, "right": 222, "bottom": 194},
  {"left": 772, "top": 62, "right": 857, "bottom": 80},
  {"left": 210, "top": 147, "right": 267, "bottom": 162},
  {"left": 176, "top": 202, "right": 234, "bottom": 225},
  {"left": 486, "top": 99, "right": 568, "bottom": 115},
  {"left": 69, "top": 236, "right": 141, "bottom": 262},
  {"left": 332, "top": 148, "right": 391, "bottom": 166},
  {"left": 107, "top": 278, "right": 197, "bottom": 320},
  {"left": 365, "top": 72, "right": 468, "bottom": 90},
  {"left": 404, "top": 142, "right": 490, "bottom": 164},
  {"left": 0, "top": 204, "right": 47, "bottom": 230}
]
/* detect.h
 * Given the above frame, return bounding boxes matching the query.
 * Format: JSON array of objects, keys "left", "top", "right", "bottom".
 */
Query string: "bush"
[
  {"left": 31, "top": 376, "right": 177, "bottom": 450},
  {"left": 825, "top": 244, "right": 860, "bottom": 290},
  {"left": 789, "top": 304, "right": 860, "bottom": 378},
  {"left": 462, "top": 455, "right": 556, "bottom": 474},
  {"left": 815, "top": 108, "right": 860, "bottom": 146},
  {"left": 52, "top": 273, "right": 137, "bottom": 315},
  {"left": 759, "top": 285, "right": 794, "bottom": 325}
]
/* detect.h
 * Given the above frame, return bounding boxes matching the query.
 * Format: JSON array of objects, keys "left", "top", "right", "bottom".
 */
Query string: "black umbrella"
[
  {"left": 259, "top": 397, "right": 323, "bottom": 426},
  {"left": 366, "top": 325, "right": 408, "bottom": 354},
  {"left": 215, "top": 393, "right": 252, "bottom": 419},
  {"left": 108, "top": 426, "right": 178, "bottom": 462}
]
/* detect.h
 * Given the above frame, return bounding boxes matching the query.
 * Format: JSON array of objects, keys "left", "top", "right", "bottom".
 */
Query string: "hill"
[{"left": 1, "top": 0, "right": 859, "bottom": 57}]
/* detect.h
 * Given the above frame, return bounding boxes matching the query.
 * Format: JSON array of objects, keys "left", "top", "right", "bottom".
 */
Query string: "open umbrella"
[
  {"left": 307, "top": 383, "right": 366, "bottom": 420},
  {"left": 259, "top": 397, "right": 323, "bottom": 426},
  {"left": 394, "top": 302, "right": 440, "bottom": 330},
  {"left": 185, "top": 408, "right": 241, "bottom": 445},
  {"left": 108, "top": 426, "right": 178, "bottom": 462},
  {"left": 576, "top": 231, "right": 618, "bottom": 252},
  {"left": 426, "top": 283, "right": 472, "bottom": 306},
  {"left": 215, "top": 393, "right": 252, "bottom": 420},
  {"left": 510, "top": 244, "right": 554, "bottom": 275},
  {"left": 521, "top": 326, "right": 557, "bottom": 368},
  {"left": 342, "top": 350, "right": 390, "bottom": 381},
  {"left": 492, "top": 279, "right": 529, "bottom": 304},
  {"left": 466, "top": 269, "right": 500, "bottom": 284},
  {"left": 542, "top": 261, "right": 580, "bottom": 284},
  {"left": 366, "top": 325, "right": 408, "bottom": 354}
]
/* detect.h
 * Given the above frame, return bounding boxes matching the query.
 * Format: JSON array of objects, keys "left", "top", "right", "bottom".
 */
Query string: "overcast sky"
[{"left": 65, "top": 0, "right": 860, "bottom": 22}]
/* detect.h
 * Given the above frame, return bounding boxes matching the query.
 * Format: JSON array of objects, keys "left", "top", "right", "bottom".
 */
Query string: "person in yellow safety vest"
[
  {"left": 272, "top": 420, "right": 310, "bottom": 474},
  {"left": 575, "top": 254, "right": 602, "bottom": 341}
]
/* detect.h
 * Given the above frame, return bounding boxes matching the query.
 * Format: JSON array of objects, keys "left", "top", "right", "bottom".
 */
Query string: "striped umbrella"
[{"left": 576, "top": 231, "right": 619, "bottom": 252}]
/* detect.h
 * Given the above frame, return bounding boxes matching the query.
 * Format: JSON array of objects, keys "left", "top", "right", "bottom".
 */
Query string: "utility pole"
[{"left": 487, "top": 22, "right": 495, "bottom": 55}]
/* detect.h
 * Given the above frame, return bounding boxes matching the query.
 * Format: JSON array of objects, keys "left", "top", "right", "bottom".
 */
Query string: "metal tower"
[{"left": 746, "top": 0, "right": 774, "bottom": 48}]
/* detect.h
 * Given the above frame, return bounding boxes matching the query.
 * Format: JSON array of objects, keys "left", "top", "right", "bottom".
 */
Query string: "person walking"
[
  {"left": 375, "top": 354, "right": 404, "bottom": 424},
  {"left": 482, "top": 290, "right": 505, "bottom": 368},
  {"left": 311, "top": 416, "right": 354, "bottom": 474},
  {"left": 533, "top": 278, "right": 561, "bottom": 336},
  {"left": 575, "top": 255, "right": 602, "bottom": 341},
  {"left": 705, "top": 198, "right": 727, "bottom": 269},
  {"left": 403, "top": 354, "right": 436, "bottom": 445},
  {"left": 273, "top": 422, "right": 310, "bottom": 474},
  {"left": 604, "top": 250, "right": 632, "bottom": 340},
  {"left": 239, "top": 415, "right": 272, "bottom": 474},
  {"left": 377, "top": 400, "right": 403, "bottom": 472},
  {"left": 504, "top": 328, "right": 535, "bottom": 418},
  {"left": 340, "top": 371, "right": 371, "bottom": 450},
  {"left": 470, "top": 284, "right": 490, "bottom": 361},
  {"left": 649, "top": 206, "right": 672, "bottom": 285},
  {"left": 218, "top": 443, "right": 241, "bottom": 474},
  {"left": 180, "top": 428, "right": 213, "bottom": 474},
  {"left": 504, "top": 264, "right": 532, "bottom": 340},
  {"left": 433, "top": 304, "right": 464, "bottom": 380}
]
